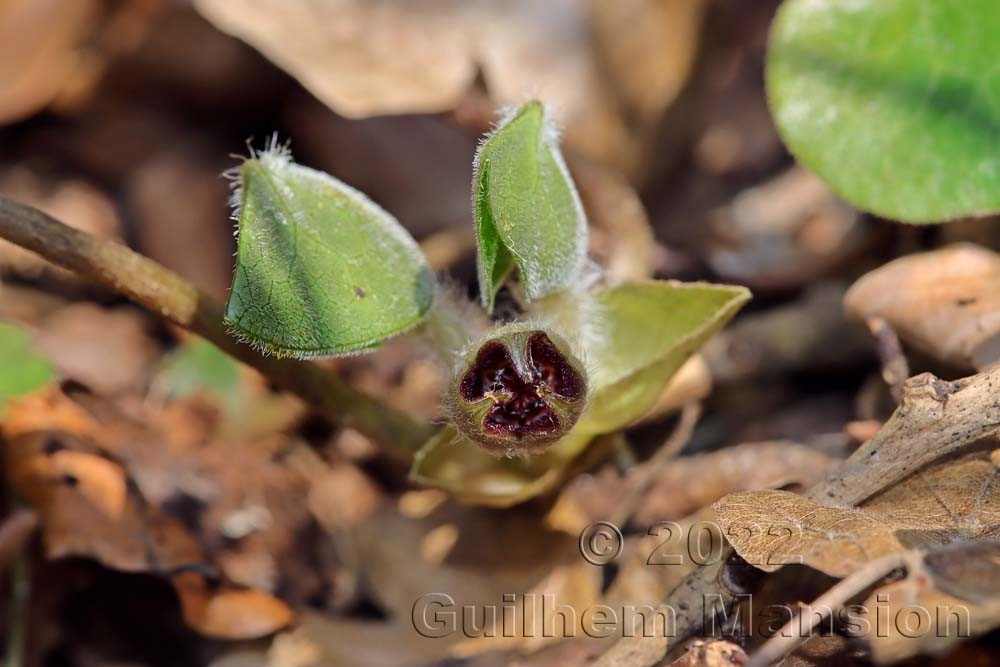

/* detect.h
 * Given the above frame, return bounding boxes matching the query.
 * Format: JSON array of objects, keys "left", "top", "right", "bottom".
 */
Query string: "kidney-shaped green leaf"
[
  {"left": 474, "top": 101, "right": 587, "bottom": 310},
  {"left": 226, "top": 150, "right": 435, "bottom": 357},
  {"left": 0, "top": 322, "right": 54, "bottom": 415},
  {"left": 769, "top": 0, "right": 1000, "bottom": 223}
]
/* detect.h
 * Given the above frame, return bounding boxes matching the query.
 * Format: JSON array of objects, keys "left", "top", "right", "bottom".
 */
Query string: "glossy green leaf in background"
[
  {"left": 410, "top": 280, "right": 749, "bottom": 506},
  {"left": 226, "top": 149, "right": 435, "bottom": 357},
  {"left": 768, "top": 0, "right": 1000, "bottom": 223},
  {"left": 0, "top": 322, "right": 54, "bottom": 415},
  {"left": 473, "top": 101, "right": 587, "bottom": 310},
  {"left": 156, "top": 338, "right": 241, "bottom": 404}
]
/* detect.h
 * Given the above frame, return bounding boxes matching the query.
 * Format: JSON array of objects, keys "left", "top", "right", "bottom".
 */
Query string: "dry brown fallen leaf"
[
  {"left": 3, "top": 390, "right": 203, "bottom": 572},
  {"left": 355, "top": 503, "right": 581, "bottom": 619},
  {"left": 715, "top": 451, "right": 1000, "bottom": 578},
  {"left": 35, "top": 303, "right": 161, "bottom": 396},
  {"left": 286, "top": 446, "right": 383, "bottom": 531},
  {"left": 603, "top": 505, "right": 719, "bottom": 613},
  {"left": 194, "top": 0, "right": 705, "bottom": 171},
  {"left": 3, "top": 386, "right": 301, "bottom": 639},
  {"left": 0, "top": 0, "right": 100, "bottom": 124},
  {"left": 127, "top": 150, "right": 235, "bottom": 298},
  {"left": 173, "top": 572, "right": 295, "bottom": 640},
  {"left": 22, "top": 449, "right": 127, "bottom": 519},
  {"left": 856, "top": 542, "right": 1000, "bottom": 664},
  {"left": 570, "top": 142, "right": 659, "bottom": 283},
  {"left": 845, "top": 243, "right": 1000, "bottom": 370},
  {"left": 552, "top": 441, "right": 836, "bottom": 531},
  {"left": 587, "top": 0, "right": 706, "bottom": 131},
  {"left": 708, "top": 167, "right": 866, "bottom": 291},
  {"left": 450, "top": 560, "right": 602, "bottom": 657}
]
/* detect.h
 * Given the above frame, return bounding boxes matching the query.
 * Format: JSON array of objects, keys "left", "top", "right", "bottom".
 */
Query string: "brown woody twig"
[
  {"left": 0, "top": 197, "right": 435, "bottom": 454},
  {"left": 594, "top": 367, "right": 1000, "bottom": 666}
]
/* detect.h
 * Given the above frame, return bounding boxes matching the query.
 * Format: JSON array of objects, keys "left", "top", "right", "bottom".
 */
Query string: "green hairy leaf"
[
  {"left": 769, "top": 0, "right": 1000, "bottom": 223},
  {"left": 226, "top": 147, "right": 435, "bottom": 357},
  {"left": 576, "top": 281, "right": 750, "bottom": 434},
  {"left": 0, "top": 322, "right": 54, "bottom": 414},
  {"left": 473, "top": 101, "right": 587, "bottom": 310}
]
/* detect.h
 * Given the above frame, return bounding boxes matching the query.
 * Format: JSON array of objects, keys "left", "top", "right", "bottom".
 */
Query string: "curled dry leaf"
[
  {"left": 173, "top": 572, "right": 294, "bottom": 640},
  {"left": 715, "top": 451, "right": 1000, "bottom": 578},
  {"left": 3, "top": 390, "right": 202, "bottom": 572},
  {"left": 2, "top": 386, "right": 305, "bottom": 639},
  {"left": 21, "top": 449, "right": 127, "bottom": 519},
  {"left": 194, "top": 0, "right": 705, "bottom": 170},
  {"left": 555, "top": 441, "right": 836, "bottom": 530},
  {"left": 845, "top": 243, "right": 1000, "bottom": 370},
  {"left": 861, "top": 544, "right": 1000, "bottom": 664}
]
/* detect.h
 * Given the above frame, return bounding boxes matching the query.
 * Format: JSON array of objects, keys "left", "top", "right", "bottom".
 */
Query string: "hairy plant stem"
[
  {"left": 412, "top": 290, "right": 484, "bottom": 363},
  {"left": 0, "top": 197, "right": 435, "bottom": 453}
]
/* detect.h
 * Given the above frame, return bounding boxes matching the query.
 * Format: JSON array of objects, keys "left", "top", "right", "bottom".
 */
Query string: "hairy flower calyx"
[{"left": 449, "top": 328, "right": 587, "bottom": 455}]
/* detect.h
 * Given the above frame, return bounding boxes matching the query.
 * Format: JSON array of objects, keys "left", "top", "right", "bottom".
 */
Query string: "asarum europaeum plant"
[{"left": 225, "top": 101, "right": 749, "bottom": 505}]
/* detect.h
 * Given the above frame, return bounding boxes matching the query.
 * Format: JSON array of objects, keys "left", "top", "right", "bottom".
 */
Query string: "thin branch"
[
  {"left": 593, "top": 365, "right": 1000, "bottom": 666},
  {"left": 745, "top": 551, "right": 921, "bottom": 667},
  {"left": 866, "top": 316, "right": 909, "bottom": 402},
  {"left": 592, "top": 558, "right": 732, "bottom": 667},
  {"left": 810, "top": 369, "right": 1000, "bottom": 508},
  {"left": 0, "top": 197, "right": 435, "bottom": 453}
]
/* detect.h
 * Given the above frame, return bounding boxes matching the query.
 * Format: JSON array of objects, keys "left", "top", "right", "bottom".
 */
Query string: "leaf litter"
[{"left": 2, "top": 2, "right": 1000, "bottom": 666}]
